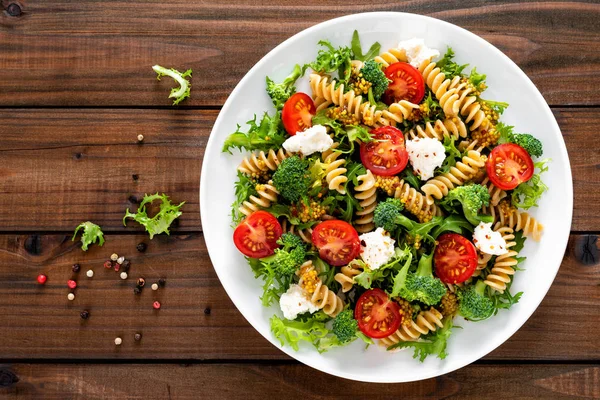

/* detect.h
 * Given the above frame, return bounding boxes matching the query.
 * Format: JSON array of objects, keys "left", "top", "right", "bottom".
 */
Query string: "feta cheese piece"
[
  {"left": 473, "top": 222, "right": 509, "bottom": 256},
  {"left": 406, "top": 137, "right": 446, "bottom": 180},
  {"left": 359, "top": 228, "right": 396, "bottom": 270},
  {"left": 282, "top": 124, "right": 333, "bottom": 156},
  {"left": 279, "top": 284, "right": 319, "bottom": 320},
  {"left": 397, "top": 37, "right": 440, "bottom": 68}
]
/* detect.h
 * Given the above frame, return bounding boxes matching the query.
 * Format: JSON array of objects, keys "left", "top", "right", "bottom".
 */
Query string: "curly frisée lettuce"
[
  {"left": 270, "top": 312, "right": 330, "bottom": 351},
  {"left": 72, "top": 221, "right": 105, "bottom": 251},
  {"left": 123, "top": 193, "right": 184, "bottom": 239},
  {"left": 152, "top": 65, "right": 192, "bottom": 105},
  {"left": 222, "top": 112, "right": 287, "bottom": 154}
]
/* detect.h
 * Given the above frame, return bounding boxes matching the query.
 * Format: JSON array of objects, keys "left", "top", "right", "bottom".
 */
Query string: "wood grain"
[
  {"left": 1, "top": 363, "right": 599, "bottom": 399},
  {"left": 0, "top": 232, "right": 597, "bottom": 360},
  {"left": 0, "top": 108, "right": 598, "bottom": 232},
  {"left": 0, "top": 1, "right": 599, "bottom": 107}
]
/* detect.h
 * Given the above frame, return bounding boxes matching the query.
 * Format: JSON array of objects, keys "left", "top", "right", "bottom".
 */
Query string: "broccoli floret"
[
  {"left": 266, "top": 64, "right": 302, "bottom": 110},
  {"left": 332, "top": 309, "right": 359, "bottom": 344},
  {"left": 262, "top": 233, "right": 306, "bottom": 276},
  {"left": 272, "top": 156, "right": 311, "bottom": 203},
  {"left": 457, "top": 280, "right": 495, "bottom": 321},
  {"left": 392, "top": 252, "right": 447, "bottom": 306},
  {"left": 373, "top": 198, "right": 413, "bottom": 233},
  {"left": 511, "top": 134, "right": 543, "bottom": 158},
  {"left": 360, "top": 60, "right": 389, "bottom": 101},
  {"left": 440, "top": 184, "right": 494, "bottom": 226}
]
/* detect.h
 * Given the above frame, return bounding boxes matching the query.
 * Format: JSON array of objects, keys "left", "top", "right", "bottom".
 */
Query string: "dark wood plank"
[
  {"left": 0, "top": 232, "right": 598, "bottom": 360},
  {"left": 0, "top": 1, "right": 599, "bottom": 107},
  {"left": 1, "top": 363, "right": 599, "bottom": 399},
  {"left": 0, "top": 108, "right": 597, "bottom": 232}
]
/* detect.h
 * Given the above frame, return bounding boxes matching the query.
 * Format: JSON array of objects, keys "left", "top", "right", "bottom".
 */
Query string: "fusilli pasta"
[
  {"left": 393, "top": 179, "right": 441, "bottom": 222},
  {"left": 353, "top": 169, "right": 377, "bottom": 233},
  {"left": 419, "top": 60, "right": 461, "bottom": 117},
  {"left": 481, "top": 177, "right": 507, "bottom": 207},
  {"left": 238, "top": 148, "right": 291, "bottom": 177},
  {"left": 298, "top": 261, "right": 344, "bottom": 317},
  {"left": 334, "top": 260, "right": 364, "bottom": 293},
  {"left": 483, "top": 200, "right": 544, "bottom": 241},
  {"left": 374, "top": 47, "right": 408, "bottom": 68},
  {"left": 406, "top": 117, "right": 468, "bottom": 141},
  {"left": 379, "top": 308, "right": 444, "bottom": 346},
  {"left": 281, "top": 219, "right": 313, "bottom": 244},
  {"left": 239, "top": 182, "right": 279, "bottom": 217},
  {"left": 322, "top": 143, "right": 348, "bottom": 194},
  {"left": 483, "top": 227, "right": 517, "bottom": 293}
]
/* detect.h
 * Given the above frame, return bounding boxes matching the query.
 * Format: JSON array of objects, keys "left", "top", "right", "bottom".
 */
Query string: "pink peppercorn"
[
  {"left": 104, "top": 260, "right": 112, "bottom": 269},
  {"left": 37, "top": 274, "right": 47, "bottom": 284},
  {"left": 153, "top": 301, "right": 161, "bottom": 310},
  {"left": 67, "top": 279, "right": 77, "bottom": 289}
]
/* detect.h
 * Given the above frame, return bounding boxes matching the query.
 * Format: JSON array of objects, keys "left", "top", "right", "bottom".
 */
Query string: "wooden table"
[{"left": 1, "top": 1, "right": 599, "bottom": 398}]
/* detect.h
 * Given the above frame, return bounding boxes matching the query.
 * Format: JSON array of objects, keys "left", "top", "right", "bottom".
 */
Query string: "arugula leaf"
[
  {"left": 512, "top": 231, "right": 527, "bottom": 253},
  {"left": 490, "top": 281, "right": 523, "bottom": 314},
  {"left": 123, "top": 193, "right": 184, "bottom": 239},
  {"left": 436, "top": 135, "right": 462, "bottom": 174},
  {"left": 307, "top": 40, "right": 353, "bottom": 86},
  {"left": 511, "top": 159, "right": 549, "bottom": 210},
  {"left": 270, "top": 312, "right": 330, "bottom": 351},
  {"left": 388, "top": 318, "right": 456, "bottom": 361},
  {"left": 222, "top": 112, "right": 287, "bottom": 154},
  {"left": 400, "top": 168, "right": 422, "bottom": 189},
  {"left": 72, "top": 221, "right": 105, "bottom": 251},
  {"left": 431, "top": 214, "right": 474, "bottom": 239},
  {"left": 389, "top": 252, "right": 414, "bottom": 297},
  {"left": 152, "top": 65, "right": 192, "bottom": 105},
  {"left": 351, "top": 30, "right": 381, "bottom": 62},
  {"left": 422, "top": 90, "right": 445, "bottom": 123},
  {"left": 437, "top": 47, "right": 468, "bottom": 78}
]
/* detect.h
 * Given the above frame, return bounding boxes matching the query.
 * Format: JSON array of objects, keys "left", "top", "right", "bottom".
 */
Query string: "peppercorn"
[
  {"left": 204, "top": 307, "right": 211, "bottom": 315},
  {"left": 72, "top": 264, "right": 81, "bottom": 273},
  {"left": 120, "top": 272, "right": 128, "bottom": 280},
  {"left": 37, "top": 274, "right": 47, "bottom": 284},
  {"left": 151, "top": 283, "right": 159, "bottom": 291},
  {"left": 114, "top": 337, "right": 122, "bottom": 346},
  {"left": 121, "top": 260, "right": 131, "bottom": 272},
  {"left": 134, "top": 333, "right": 142, "bottom": 341},
  {"left": 103, "top": 260, "right": 112, "bottom": 269},
  {"left": 136, "top": 242, "right": 147, "bottom": 253},
  {"left": 114, "top": 263, "right": 121, "bottom": 272},
  {"left": 80, "top": 310, "right": 90, "bottom": 320},
  {"left": 110, "top": 253, "right": 119, "bottom": 262},
  {"left": 68, "top": 293, "right": 75, "bottom": 301},
  {"left": 67, "top": 279, "right": 77, "bottom": 289},
  {"left": 86, "top": 269, "right": 94, "bottom": 278},
  {"left": 133, "top": 287, "right": 142, "bottom": 295},
  {"left": 152, "top": 301, "right": 161, "bottom": 310},
  {"left": 137, "top": 134, "right": 144, "bottom": 142},
  {"left": 137, "top": 277, "right": 145, "bottom": 288},
  {"left": 158, "top": 278, "right": 166, "bottom": 287},
  {"left": 117, "top": 256, "right": 125, "bottom": 265}
]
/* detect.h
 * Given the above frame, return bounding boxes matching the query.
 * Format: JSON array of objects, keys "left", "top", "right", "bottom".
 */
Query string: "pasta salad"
[{"left": 222, "top": 31, "right": 548, "bottom": 361}]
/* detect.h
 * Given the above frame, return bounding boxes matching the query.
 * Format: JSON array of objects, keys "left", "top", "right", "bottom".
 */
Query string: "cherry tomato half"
[
  {"left": 382, "top": 62, "right": 425, "bottom": 105},
  {"left": 233, "top": 211, "right": 282, "bottom": 258},
  {"left": 311, "top": 220, "right": 360, "bottom": 267},
  {"left": 486, "top": 143, "right": 534, "bottom": 190},
  {"left": 355, "top": 288, "right": 403, "bottom": 339},
  {"left": 434, "top": 233, "right": 478, "bottom": 284},
  {"left": 360, "top": 126, "right": 409, "bottom": 176},
  {"left": 282, "top": 92, "right": 316, "bottom": 135}
]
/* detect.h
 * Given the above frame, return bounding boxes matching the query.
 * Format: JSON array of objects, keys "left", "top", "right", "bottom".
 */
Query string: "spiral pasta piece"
[
  {"left": 449, "top": 80, "right": 491, "bottom": 132},
  {"left": 322, "top": 144, "right": 348, "bottom": 194},
  {"left": 406, "top": 117, "right": 468, "bottom": 141},
  {"left": 239, "top": 182, "right": 279, "bottom": 217},
  {"left": 393, "top": 179, "right": 441, "bottom": 222},
  {"left": 297, "top": 261, "right": 344, "bottom": 317},
  {"left": 483, "top": 227, "right": 518, "bottom": 293},
  {"left": 380, "top": 308, "right": 444, "bottom": 346},
  {"left": 280, "top": 219, "right": 313, "bottom": 244},
  {"left": 309, "top": 74, "right": 416, "bottom": 126},
  {"left": 421, "top": 150, "right": 487, "bottom": 204},
  {"left": 238, "top": 148, "right": 291, "bottom": 177},
  {"left": 481, "top": 177, "right": 507, "bottom": 207},
  {"left": 374, "top": 47, "right": 408, "bottom": 68},
  {"left": 419, "top": 61, "right": 461, "bottom": 117},
  {"left": 334, "top": 260, "right": 364, "bottom": 293},
  {"left": 353, "top": 170, "right": 377, "bottom": 233},
  {"left": 482, "top": 200, "right": 543, "bottom": 241}
]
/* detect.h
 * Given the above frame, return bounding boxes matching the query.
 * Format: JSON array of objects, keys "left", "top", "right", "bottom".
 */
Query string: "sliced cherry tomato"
[
  {"left": 434, "top": 233, "right": 478, "bottom": 284},
  {"left": 382, "top": 62, "right": 425, "bottom": 105},
  {"left": 360, "top": 126, "right": 409, "bottom": 176},
  {"left": 281, "top": 92, "right": 316, "bottom": 135},
  {"left": 233, "top": 211, "right": 282, "bottom": 258},
  {"left": 486, "top": 143, "right": 534, "bottom": 190},
  {"left": 311, "top": 220, "right": 360, "bottom": 267},
  {"left": 355, "top": 289, "right": 403, "bottom": 339}
]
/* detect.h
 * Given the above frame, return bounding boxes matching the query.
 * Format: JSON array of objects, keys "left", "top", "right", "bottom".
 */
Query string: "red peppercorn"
[
  {"left": 153, "top": 301, "right": 161, "bottom": 310},
  {"left": 37, "top": 274, "right": 47, "bottom": 284},
  {"left": 67, "top": 279, "right": 77, "bottom": 289},
  {"left": 104, "top": 260, "right": 112, "bottom": 269},
  {"left": 114, "top": 263, "right": 121, "bottom": 272}
]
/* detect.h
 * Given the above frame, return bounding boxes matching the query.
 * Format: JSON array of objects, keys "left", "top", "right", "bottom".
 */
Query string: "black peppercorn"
[
  {"left": 133, "top": 287, "right": 142, "bottom": 295},
  {"left": 136, "top": 242, "right": 147, "bottom": 253},
  {"left": 80, "top": 310, "right": 89, "bottom": 319},
  {"left": 158, "top": 278, "right": 166, "bottom": 287},
  {"left": 137, "top": 277, "right": 145, "bottom": 287},
  {"left": 204, "top": 307, "right": 211, "bottom": 315},
  {"left": 121, "top": 260, "right": 131, "bottom": 272},
  {"left": 134, "top": 333, "right": 142, "bottom": 341},
  {"left": 72, "top": 263, "right": 81, "bottom": 273}
]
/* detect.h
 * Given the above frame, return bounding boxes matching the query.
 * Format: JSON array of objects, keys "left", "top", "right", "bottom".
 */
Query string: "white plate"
[{"left": 200, "top": 12, "right": 572, "bottom": 383}]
